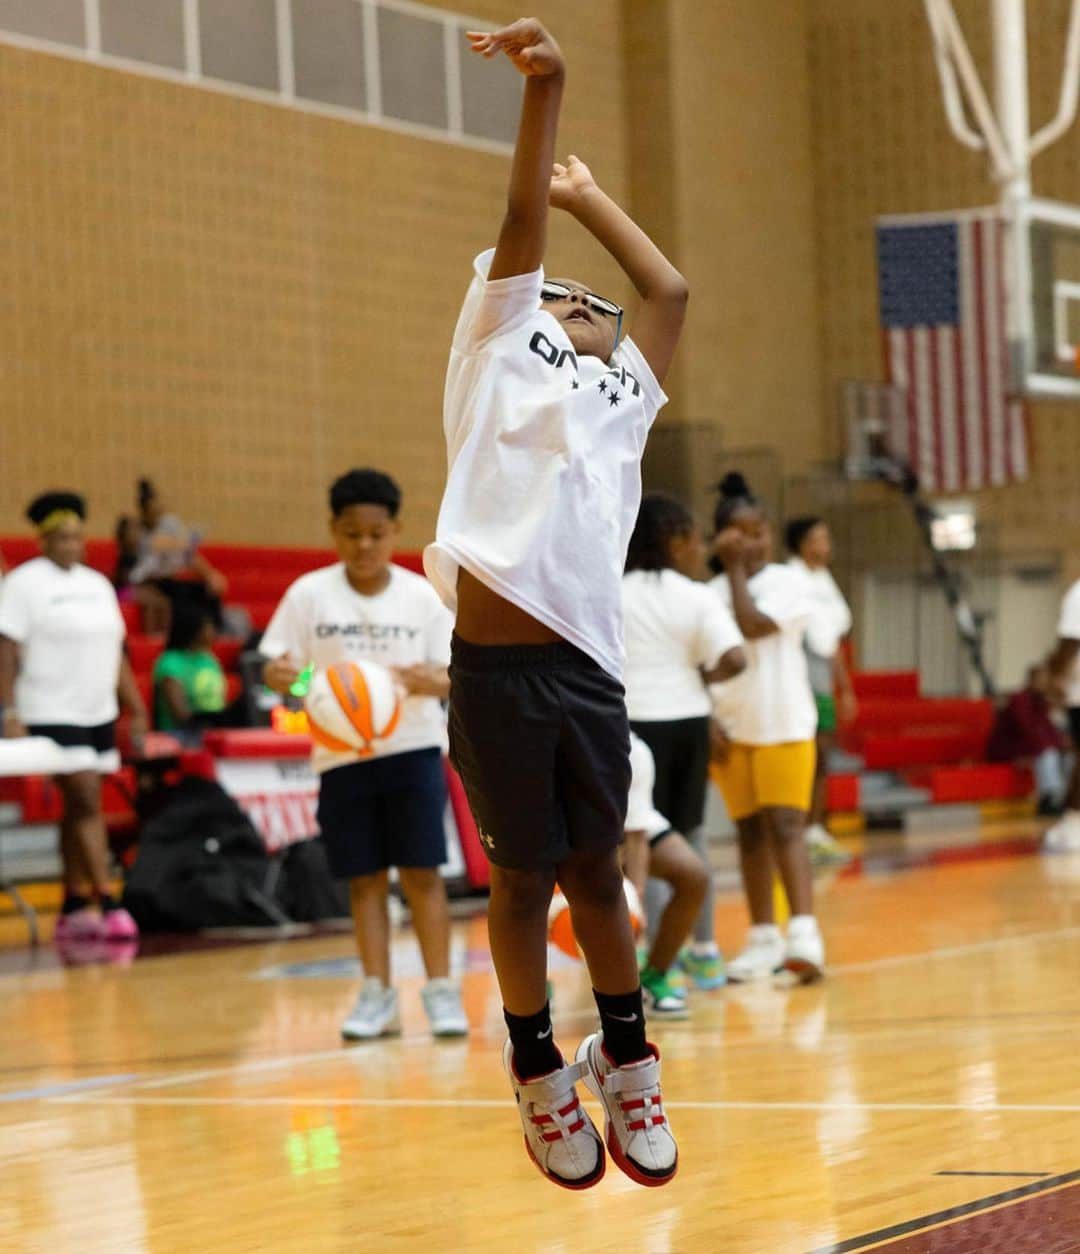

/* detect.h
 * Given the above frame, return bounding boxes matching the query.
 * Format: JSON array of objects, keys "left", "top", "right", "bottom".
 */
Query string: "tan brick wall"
[
  {"left": 4, "top": 0, "right": 1076, "bottom": 565},
  {"left": 667, "top": 0, "right": 821, "bottom": 472},
  {"left": 0, "top": 1, "right": 630, "bottom": 550},
  {"left": 808, "top": 0, "right": 1080, "bottom": 557}
]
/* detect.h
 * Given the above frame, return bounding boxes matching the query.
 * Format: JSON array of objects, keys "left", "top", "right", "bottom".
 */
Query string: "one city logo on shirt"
[
  {"left": 527, "top": 330, "right": 641, "bottom": 402},
  {"left": 314, "top": 623, "right": 422, "bottom": 642}
]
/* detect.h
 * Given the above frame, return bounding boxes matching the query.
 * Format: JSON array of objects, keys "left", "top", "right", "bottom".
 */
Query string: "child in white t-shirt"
[
  {"left": 786, "top": 516, "right": 857, "bottom": 865},
  {"left": 708, "top": 473, "right": 825, "bottom": 984},
  {"left": 622, "top": 492, "right": 745, "bottom": 998},
  {"left": 261, "top": 469, "right": 467, "bottom": 1042},
  {"left": 425, "top": 19, "right": 688, "bottom": 1190}
]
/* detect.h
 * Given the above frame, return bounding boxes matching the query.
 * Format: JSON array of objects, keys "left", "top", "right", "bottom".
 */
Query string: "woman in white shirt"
[
  {"left": 623, "top": 492, "right": 745, "bottom": 998},
  {"left": 708, "top": 474, "right": 825, "bottom": 983},
  {"left": 0, "top": 493, "right": 148, "bottom": 944},
  {"left": 786, "top": 516, "right": 857, "bottom": 865}
]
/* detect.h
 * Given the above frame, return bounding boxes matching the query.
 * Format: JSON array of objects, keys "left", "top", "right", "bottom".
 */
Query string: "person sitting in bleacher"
[
  {"left": 130, "top": 477, "right": 228, "bottom": 631},
  {"left": 114, "top": 514, "right": 170, "bottom": 635},
  {"left": 987, "top": 664, "right": 1072, "bottom": 816},
  {"left": 153, "top": 602, "right": 229, "bottom": 746},
  {"left": 0, "top": 492, "right": 147, "bottom": 942}
]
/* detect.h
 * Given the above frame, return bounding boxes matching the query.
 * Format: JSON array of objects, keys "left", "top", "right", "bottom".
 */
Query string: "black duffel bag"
[{"left": 122, "top": 776, "right": 285, "bottom": 931}]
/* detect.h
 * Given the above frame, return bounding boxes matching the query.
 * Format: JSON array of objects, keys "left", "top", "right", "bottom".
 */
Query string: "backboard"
[{"left": 1011, "top": 197, "right": 1080, "bottom": 399}]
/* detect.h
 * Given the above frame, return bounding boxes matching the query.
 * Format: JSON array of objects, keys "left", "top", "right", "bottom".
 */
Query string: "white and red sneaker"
[
  {"left": 576, "top": 1032, "right": 677, "bottom": 1187},
  {"left": 502, "top": 1039, "right": 605, "bottom": 1190}
]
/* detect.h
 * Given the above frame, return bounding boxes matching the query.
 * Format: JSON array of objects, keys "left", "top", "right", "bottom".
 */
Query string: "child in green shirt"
[{"left": 153, "top": 602, "right": 226, "bottom": 740}]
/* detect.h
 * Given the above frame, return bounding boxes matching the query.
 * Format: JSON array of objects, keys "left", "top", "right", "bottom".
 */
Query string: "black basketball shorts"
[{"left": 448, "top": 636, "right": 632, "bottom": 871}]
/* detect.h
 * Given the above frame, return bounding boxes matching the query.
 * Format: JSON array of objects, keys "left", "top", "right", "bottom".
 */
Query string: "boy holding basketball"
[
  {"left": 425, "top": 19, "right": 688, "bottom": 1188},
  {"left": 262, "top": 469, "right": 468, "bottom": 1041}
]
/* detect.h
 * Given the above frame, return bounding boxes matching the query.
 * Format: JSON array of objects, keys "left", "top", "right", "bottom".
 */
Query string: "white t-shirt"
[
  {"left": 708, "top": 564, "right": 817, "bottom": 745},
  {"left": 1058, "top": 578, "right": 1080, "bottom": 706},
  {"left": 788, "top": 557, "right": 852, "bottom": 660},
  {"left": 0, "top": 558, "right": 125, "bottom": 726},
  {"left": 627, "top": 732, "right": 670, "bottom": 840},
  {"left": 260, "top": 564, "right": 453, "bottom": 773},
  {"left": 424, "top": 248, "right": 669, "bottom": 681},
  {"left": 622, "top": 569, "right": 743, "bottom": 721}
]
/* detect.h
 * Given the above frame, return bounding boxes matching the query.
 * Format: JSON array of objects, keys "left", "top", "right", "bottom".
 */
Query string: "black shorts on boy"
[
  {"left": 448, "top": 636, "right": 632, "bottom": 870},
  {"left": 316, "top": 747, "right": 448, "bottom": 878}
]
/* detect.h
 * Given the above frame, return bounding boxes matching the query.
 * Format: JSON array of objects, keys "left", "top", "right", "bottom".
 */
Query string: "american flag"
[{"left": 876, "top": 210, "right": 1028, "bottom": 493}]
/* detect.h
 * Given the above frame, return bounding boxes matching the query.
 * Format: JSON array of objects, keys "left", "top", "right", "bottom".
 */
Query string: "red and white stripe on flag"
[{"left": 881, "top": 212, "right": 1028, "bottom": 493}]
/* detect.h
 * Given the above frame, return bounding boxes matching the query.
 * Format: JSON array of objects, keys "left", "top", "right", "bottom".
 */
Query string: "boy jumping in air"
[{"left": 424, "top": 18, "right": 688, "bottom": 1189}]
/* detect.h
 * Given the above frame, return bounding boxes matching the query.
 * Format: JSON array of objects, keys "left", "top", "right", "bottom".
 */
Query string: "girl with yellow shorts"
[{"left": 707, "top": 473, "right": 825, "bottom": 983}]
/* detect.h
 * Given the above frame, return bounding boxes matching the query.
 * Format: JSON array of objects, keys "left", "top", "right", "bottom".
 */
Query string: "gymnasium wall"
[
  {"left": 0, "top": 0, "right": 632, "bottom": 550},
  {"left": 623, "top": 0, "right": 823, "bottom": 517},
  {"left": 4, "top": 1, "right": 1074, "bottom": 569},
  {"left": 808, "top": 0, "right": 1080, "bottom": 566},
  {"left": 0, "top": 0, "right": 827, "bottom": 551}
]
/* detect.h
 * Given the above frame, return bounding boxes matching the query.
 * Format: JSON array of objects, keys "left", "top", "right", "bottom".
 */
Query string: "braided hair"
[
  {"left": 625, "top": 492, "right": 696, "bottom": 573},
  {"left": 712, "top": 471, "right": 763, "bottom": 532},
  {"left": 709, "top": 472, "right": 767, "bottom": 574}
]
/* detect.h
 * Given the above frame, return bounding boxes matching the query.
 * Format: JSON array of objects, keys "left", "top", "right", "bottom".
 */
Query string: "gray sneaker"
[
  {"left": 341, "top": 978, "right": 400, "bottom": 1041},
  {"left": 420, "top": 977, "right": 469, "bottom": 1037}
]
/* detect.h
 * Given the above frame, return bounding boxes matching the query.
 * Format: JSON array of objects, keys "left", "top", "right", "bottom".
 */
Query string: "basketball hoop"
[{"left": 923, "top": 1, "right": 1080, "bottom": 399}]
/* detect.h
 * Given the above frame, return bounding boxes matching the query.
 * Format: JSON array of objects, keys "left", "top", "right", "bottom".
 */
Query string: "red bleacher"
[{"left": 839, "top": 669, "right": 1030, "bottom": 807}]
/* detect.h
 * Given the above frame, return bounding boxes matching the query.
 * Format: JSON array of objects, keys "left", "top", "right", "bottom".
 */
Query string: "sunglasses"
[
  {"left": 541, "top": 281, "right": 625, "bottom": 348},
  {"left": 541, "top": 281, "right": 622, "bottom": 319}
]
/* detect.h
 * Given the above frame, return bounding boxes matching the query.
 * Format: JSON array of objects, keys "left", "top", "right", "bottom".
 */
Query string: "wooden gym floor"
[{"left": 2, "top": 820, "right": 1080, "bottom": 1253}]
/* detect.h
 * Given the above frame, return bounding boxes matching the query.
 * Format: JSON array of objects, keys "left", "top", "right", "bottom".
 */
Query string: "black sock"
[
  {"left": 98, "top": 892, "right": 119, "bottom": 913},
  {"left": 594, "top": 988, "right": 649, "bottom": 1066},
  {"left": 61, "top": 892, "right": 90, "bottom": 916},
  {"left": 504, "top": 1004, "right": 561, "bottom": 1080}
]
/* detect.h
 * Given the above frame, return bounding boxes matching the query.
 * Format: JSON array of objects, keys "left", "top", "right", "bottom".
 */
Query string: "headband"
[{"left": 37, "top": 509, "right": 81, "bottom": 536}]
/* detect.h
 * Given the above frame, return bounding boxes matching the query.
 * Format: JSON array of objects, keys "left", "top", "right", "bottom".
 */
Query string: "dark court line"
[
  {"left": 807, "top": 1169, "right": 1080, "bottom": 1253},
  {"left": 935, "top": 1170, "right": 1052, "bottom": 1178}
]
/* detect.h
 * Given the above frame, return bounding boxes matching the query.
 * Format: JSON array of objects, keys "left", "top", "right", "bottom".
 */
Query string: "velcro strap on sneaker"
[
  {"left": 603, "top": 1057, "right": 659, "bottom": 1095},
  {"left": 518, "top": 1059, "right": 588, "bottom": 1104}
]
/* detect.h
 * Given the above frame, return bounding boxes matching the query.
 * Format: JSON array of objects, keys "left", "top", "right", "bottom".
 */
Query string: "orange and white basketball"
[
  {"left": 305, "top": 660, "right": 402, "bottom": 756},
  {"left": 547, "top": 878, "right": 644, "bottom": 960}
]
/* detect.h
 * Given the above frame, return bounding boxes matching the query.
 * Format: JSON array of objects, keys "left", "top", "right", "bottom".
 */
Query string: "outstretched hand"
[
  {"left": 467, "top": 18, "right": 564, "bottom": 78},
  {"left": 550, "top": 155, "right": 597, "bottom": 212}
]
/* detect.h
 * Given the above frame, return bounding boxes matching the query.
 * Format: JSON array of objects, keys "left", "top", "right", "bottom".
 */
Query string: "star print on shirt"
[
  {"left": 608, "top": 390, "right": 621, "bottom": 407},
  {"left": 571, "top": 379, "right": 580, "bottom": 390},
  {"left": 598, "top": 379, "right": 607, "bottom": 394}
]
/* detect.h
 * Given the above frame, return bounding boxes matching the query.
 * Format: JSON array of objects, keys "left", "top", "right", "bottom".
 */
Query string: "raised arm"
[
  {"left": 550, "top": 156, "right": 688, "bottom": 384},
  {"left": 714, "top": 532, "right": 778, "bottom": 640},
  {"left": 469, "top": 19, "right": 565, "bottom": 281}
]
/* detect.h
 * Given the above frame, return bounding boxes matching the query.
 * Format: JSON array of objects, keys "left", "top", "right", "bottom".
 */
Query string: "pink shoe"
[
  {"left": 55, "top": 936, "right": 109, "bottom": 966},
  {"left": 102, "top": 907, "right": 139, "bottom": 941},
  {"left": 54, "top": 908, "right": 105, "bottom": 942}
]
